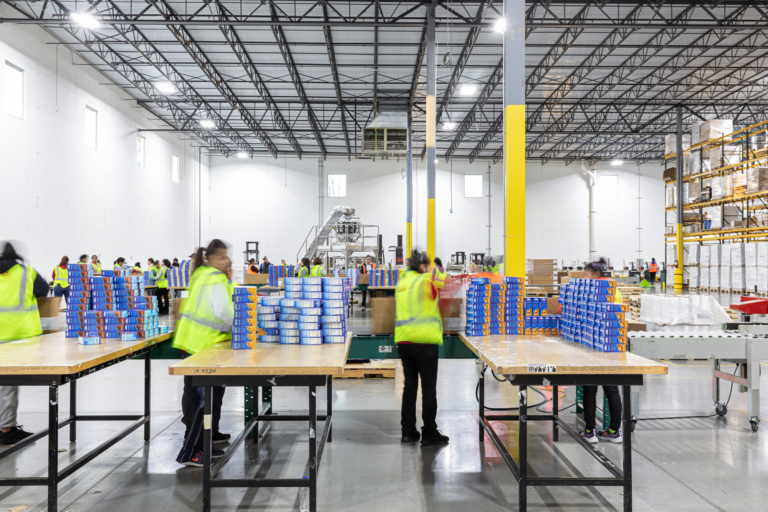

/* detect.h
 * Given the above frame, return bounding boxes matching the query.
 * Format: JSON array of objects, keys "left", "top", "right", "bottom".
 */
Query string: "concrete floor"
[{"left": 2, "top": 292, "right": 766, "bottom": 511}]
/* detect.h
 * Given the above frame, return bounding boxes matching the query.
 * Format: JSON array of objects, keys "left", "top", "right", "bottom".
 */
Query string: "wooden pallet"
[
  {"left": 724, "top": 308, "right": 740, "bottom": 321},
  {"left": 336, "top": 362, "right": 396, "bottom": 379},
  {"left": 526, "top": 287, "right": 548, "bottom": 297}
]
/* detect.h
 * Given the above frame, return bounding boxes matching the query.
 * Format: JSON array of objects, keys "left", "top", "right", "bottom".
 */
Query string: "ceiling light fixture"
[
  {"left": 460, "top": 84, "right": 477, "bottom": 96},
  {"left": 443, "top": 121, "right": 456, "bottom": 130},
  {"left": 494, "top": 18, "right": 506, "bottom": 33},
  {"left": 200, "top": 119, "right": 216, "bottom": 129},
  {"left": 70, "top": 12, "right": 100, "bottom": 29},
  {"left": 237, "top": 152, "right": 248, "bottom": 159},
  {"left": 611, "top": 159, "right": 624, "bottom": 166},
  {"left": 155, "top": 81, "right": 176, "bottom": 95}
]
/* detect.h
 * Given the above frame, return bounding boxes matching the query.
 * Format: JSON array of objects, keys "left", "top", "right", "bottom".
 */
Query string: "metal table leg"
[
  {"left": 144, "top": 354, "right": 151, "bottom": 441},
  {"left": 309, "top": 385, "right": 317, "bottom": 512},
  {"left": 203, "top": 387, "right": 212, "bottom": 512},
  {"left": 253, "top": 386, "right": 259, "bottom": 444},
  {"left": 327, "top": 376, "right": 333, "bottom": 443},
  {"left": 479, "top": 364, "right": 485, "bottom": 442},
  {"left": 69, "top": 380, "right": 76, "bottom": 442},
  {"left": 48, "top": 384, "right": 59, "bottom": 512},
  {"left": 622, "top": 385, "right": 633, "bottom": 512},
  {"left": 552, "top": 384, "right": 559, "bottom": 442},
  {"left": 747, "top": 354, "right": 761, "bottom": 431}
]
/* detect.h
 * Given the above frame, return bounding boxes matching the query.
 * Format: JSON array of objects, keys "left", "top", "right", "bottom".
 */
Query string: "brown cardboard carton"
[
  {"left": 567, "top": 271, "right": 585, "bottom": 278},
  {"left": 627, "top": 320, "right": 647, "bottom": 332},
  {"left": 371, "top": 297, "right": 396, "bottom": 334},
  {"left": 359, "top": 274, "right": 370, "bottom": 285},
  {"left": 663, "top": 168, "right": 677, "bottom": 182},
  {"left": 527, "top": 269, "right": 556, "bottom": 277},
  {"left": 244, "top": 274, "right": 269, "bottom": 285},
  {"left": 37, "top": 296, "right": 62, "bottom": 333},
  {"left": 546, "top": 296, "right": 560, "bottom": 315}
]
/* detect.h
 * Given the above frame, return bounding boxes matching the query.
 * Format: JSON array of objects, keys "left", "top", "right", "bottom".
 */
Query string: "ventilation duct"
[{"left": 362, "top": 112, "right": 409, "bottom": 156}]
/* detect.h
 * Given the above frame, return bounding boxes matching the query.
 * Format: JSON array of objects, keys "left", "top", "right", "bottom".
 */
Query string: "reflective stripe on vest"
[
  {"left": 54, "top": 266, "right": 69, "bottom": 288},
  {"left": 394, "top": 271, "right": 442, "bottom": 345},
  {"left": 311, "top": 265, "right": 325, "bottom": 277},
  {"left": 0, "top": 264, "right": 42, "bottom": 341}
]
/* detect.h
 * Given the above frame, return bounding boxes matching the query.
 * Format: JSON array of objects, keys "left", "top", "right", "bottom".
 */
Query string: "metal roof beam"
[
  {"left": 268, "top": 0, "right": 328, "bottom": 158},
  {"left": 321, "top": 0, "right": 352, "bottom": 159}
]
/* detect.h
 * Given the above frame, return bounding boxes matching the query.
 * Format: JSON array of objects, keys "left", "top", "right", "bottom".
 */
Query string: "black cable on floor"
[
  {"left": 475, "top": 367, "right": 549, "bottom": 411},
  {"left": 635, "top": 364, "right": 739, "bottom": 422}
]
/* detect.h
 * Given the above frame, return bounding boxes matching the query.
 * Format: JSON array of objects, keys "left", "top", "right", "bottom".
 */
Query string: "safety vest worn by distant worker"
[
  {"left": 172, "top": 266, "right": 234, "bottom": 354},
  {"left": 310, "top": 265, "right": 325, "bottom": 278},
  {"left": 431, "top": 267, "right": 447, "bottom": 290},
  {"left": 483, "top": 264, "right": 501, "bottom": 274},
  {"left": 649, "top": 262, "right": 658, "bottom": 272},
  {"left": 394, "top": 270, "right": 443, "bottom": 345},
  {"left": 92, "top": 262, "right": 102, "bottom": 274},
  {"left": 155, "top": 267, "right": 168, "bottom": 289},
  {"left": 54, "top": 266, "right": 69, "bottom": 289},
  {"left": 298, "top": 266, "right": 309, "bottom": 278},
  {"left": 0, "top": 264, "right": 43, "bottom": 342}
]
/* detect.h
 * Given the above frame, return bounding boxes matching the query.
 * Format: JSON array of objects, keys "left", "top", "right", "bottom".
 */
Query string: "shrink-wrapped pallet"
[
  {"left": 688, "top": 151, "right": 710, "bottom": 175},
  {"left": 721, "top": 246, "right": 732, "bottom": 291},
  {"left": 691, "top": 121, "right": 703, "bottom": 145},
  {"left": 759, "top": 242, "right": 768, "bottom": 293},
  {"left": 700, "top": 119, "right": 734, "bottom": 141},
  {"left": 710, "top": 245, "right": 722, "bottom": 289},
  {"left": 687, "top": 267, "right": 700, "bottom": 288},
  {"left": 747, "top": 167, "right": 768, "bottom": 194},
  {"left": 751, "top": 132, "right": 767, "bottom": 151},
  {"left": 705, "top": 146, "right": 741, "bottom": 169},
  {"left": 666, "top": 184, "right": 676, "bottom": 207},
  {"left": 687, "top": 182, "right": 701, "bottom": 204},
  {"left": 733, "top": 174, "right": 747, "bottom": 196},
  {"left": 685, "top": 244, "right": 700, "bottom": 266},
  {"left": 700, "top": 245, "right": 711, "bottom": 267},
  {"left": 666, "top": 134, "right": 691, "bottom": 155},
  {"left": 711, "top": 175, "right": 734, "bottom": 200}
]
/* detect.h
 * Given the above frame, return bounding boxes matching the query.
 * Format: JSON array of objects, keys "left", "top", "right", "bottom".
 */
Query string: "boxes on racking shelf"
[{"left": 559, "top": 278, "right": 627, "bottom": 352}]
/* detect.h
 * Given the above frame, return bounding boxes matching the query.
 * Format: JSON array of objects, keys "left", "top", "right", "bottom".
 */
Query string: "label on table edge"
[{"left": 527, "top": 364, "right": 557, "bottom": 373}]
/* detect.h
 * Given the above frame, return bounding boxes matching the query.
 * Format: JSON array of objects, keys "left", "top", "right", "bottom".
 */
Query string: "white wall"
[
  {"left": 0, "top": 17, "right": 209, "bottom": 276},
  {"left": 209, "top": 155, "right": 666, "bottom": 268}
]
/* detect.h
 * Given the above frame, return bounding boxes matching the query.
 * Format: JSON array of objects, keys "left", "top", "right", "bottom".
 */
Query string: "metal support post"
[
  {"left": 426, "top": 7, "right": 436, "bottom": 258},
  {"left": 487, "top": 162, "right": 492, "bottom": 256},
  {"left": 519, "top": 385, "right": 528, "bottom": 510},
  {"left": 622, "top": 386, "right": 633, "bottom": 511},
  {"left": 503, "top": 0, "right": 526, "bottom": 278},
  {"left": 552, "top": 384, "right": 559, "bottom": 442},
  {"left": 144, "top": 353, "right": 151, "bottom": 441},
  {"left": 309, "top": 385, "right": 317, "bottom": 512},
  {"left": 675, "top": 105, "right": 684, "bottom": 291},
  {"left": 203, "top": 387, "right": 213, "bottom": 512},
  {"left": 407, "top": 115, "right": 413, "bottom": 255},
  {"left": 69, "top": 380, "right": 76, "bottom": 442},
  {"left": 48, "top": 385, "right": 59, "bottom": 512},
  {"left": 253, "top": 386, "right": 259, "bottom": 443},
  {"left": 327, "top": 375, "right": 333, "bottom": 442},
  {"left": 318, "top": 159, "right": 325, "bottom": 226},
  {"left": 479, "top": 364, "right": 485, "bottom": 442}
]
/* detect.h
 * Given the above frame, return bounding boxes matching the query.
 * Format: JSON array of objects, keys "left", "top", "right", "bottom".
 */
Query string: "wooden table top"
[
  {"left": 169, "top": 333, "right": 352, "bottom": 376},
  {"left": 369, "top": 286, "right": 397, "bottom": 290},
  {"left": 0, "top": 329, "right": 173, "bottom": 375},
  {"left": 459, "top": 334, "right": 668, "bottom": 375}
]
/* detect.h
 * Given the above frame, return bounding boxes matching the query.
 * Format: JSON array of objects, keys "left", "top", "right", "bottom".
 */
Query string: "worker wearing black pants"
[
  {"left": 582, "top": 385, "right": 623, "bottom": 436},
  {"left": 399, "top": 344, "right": 439, "bottom": 438},
  {"left": 181, "top": 352, "right": 227, "bottom": 443}
]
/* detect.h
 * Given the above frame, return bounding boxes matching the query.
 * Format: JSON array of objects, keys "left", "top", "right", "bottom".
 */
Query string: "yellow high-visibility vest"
[
  {"left": 172, "top": 266, "right": 233, "bottom": 354},
  {"left": 0, "top": 264, "right": 43, "bottom": 342},
  {"left": 394, "top": 271, "right": 443, "bottom": 345},
  {"left": 310, "top": 265, "right": 325, "bottom": 278},
  {"left": 53, "top": 266, "right": 69, "bottom": 289}
]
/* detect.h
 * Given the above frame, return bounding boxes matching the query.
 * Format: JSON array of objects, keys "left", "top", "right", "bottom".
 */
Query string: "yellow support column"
[
  {"left": 674, "top": 105, "right": 684, "bottom": 292},
  {"left": 503, "top": 0, "right": 525, "bottom": 278},
  {"left": 426, "top": 8, "right": 436, "bottom": 259}
]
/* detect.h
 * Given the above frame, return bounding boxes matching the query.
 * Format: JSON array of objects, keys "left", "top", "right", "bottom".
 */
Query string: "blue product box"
[
  {"left": 234, "top": 318, "right": 258, "bottom": 327},
  {"left": 321, "top": 315, "right": 345, "bottom": 323},
  {"left": 260, "top": 335, "right": 280, "bottom": 343},
  {"left": 323, "top": 307, "right": 346, "bottom": 316},
  {"left": 234, "top": 303, "right": 259, "bottom": 312},
  {"left": 285, "top": 290, "right": 304, "bottom": 299},
  {"left": 285, "top": 285, "right": 304, "bottom": 292},
  {"left": 78, "top": 336, "right": 101, "bottom": 345},
  {"left": 67, "top": 290, "right": 91, "bottom": 299},
  {"left": 298, "top": 317, "right": 321, "bottom": 326},
  {"left": 233, "top": 325, "right": 258, "bottom": 335},
  {"left": 324, "top": 335, "right": 346, "bottom": 344},
  {"left": 322, "top": 277, "right": 345, "bottom": 285},
  {"left": 300, "top": 337, "right": 323, "bottom": 345},
  {"left": 231, "top": 342, "right": 255, "bottom": 350},
  {"left": 323, "top": 300, "right": 346, "bottom": 308},
  {"left": 260, "top": 328, "right": 279, "bottom": 336},
  {"left": 322, "top": 322, "right": 346, "bottom": 329},
  {"left": 258, "top": 321, "right": 279, "bottom": 329},
  {"left": 303, "top": 292, "right": 323, "bottom": 299},
  {"left": 304, "top": 277, "right": 322, "bottom": 285},
  {"left": 302, "top": 285, "right": 323, "bottom": 292},
  {"left": 322, "top": 328, "right": 346, "bottom": 336},
  {"left": 278, "top": 298, "right": 297, "bottom": 308},
  {"left": 280, "top": 336, "right": 301, "bottom": 344},
  {"left": 232, "top": 333, "right": 259, "bottom": 343},
  {"left": 279, "top": 314, "right": 301, "bottom": 321},
  {"left": 280, "top": 329, "right": 302, "bottom": 337},
  {"left": 322, "top": 292, "right": 344, "bottom": 300},
  {"left": 300, "top": 307, "right": 323, "bottom": 316},
  {"left": 278, "top": 321, "right": 299, "bottom": 329},
  {"left": 233, "top": 286, "right": 259, "bottom": 296},
  {"left": 257, "top": 313, "right": 278, "bottom": 321},
  {"left": 121, "top": 333, "right": 138, "bottom": 341},
  {"left": 262, "top": 297, "right": 283, "bottom": 306},
  {"left": 323, "top": 285, "right": 344, "bottom": 293},
  {"left": 233, "top": 294, "right": 259, "bottom": 303},
  {"left": 471, "top": 277, "right": 490, "bottom": 284}
]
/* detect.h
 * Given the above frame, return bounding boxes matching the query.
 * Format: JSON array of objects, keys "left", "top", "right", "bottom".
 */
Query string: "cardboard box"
[
  {"left": 244, "top": 274, "right": 269, "bottom": 285},
  {"left": 527, "top": 269, "right": 556, "bottom": 277},
  {"left": 663, "top": 168, "right": 677, "bottom": 182},
  {"left": 359, "top": 274, "right": 370, "bottom": 285},
  {"left": 546, "top": 296, "right": 560, "bottom": 315},
  {"left": 627, "top": 320, "right": 647, "bottom": 332},
  {"left": 527, "top": 259, "right": 557, "bottom": 265},
  {"left": 37, "top": 296, "right": 62, "bottom": 333},
  {"left": 568, "top": 271, "right": 585, "bottom": 278},
  {"left": 371, "top": 297, "right": 395, "bottom": 334}
]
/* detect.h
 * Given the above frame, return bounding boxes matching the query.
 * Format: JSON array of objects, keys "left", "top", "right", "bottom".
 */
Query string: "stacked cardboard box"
[
  {"left": 733, "top": 174, "right": 747, "bottom": 196},
  {"left": 522, "top": 297, "right": 560, "bottom": 335},
  {"left": 746, "top": 243, "right": 758, "bottom": 292},
  {"left": 526, "top": 259, "right": 557, "bottom": 287},
  {"left": 560, "top": 279, "right": 628, "bottom": 352},
  {"left": 705, "top": 146, "right": 741, "bottom": 169},
  {"left": 747, "top": 167, "right": 768, "bottom": 194},
  {"left": 700, "top": 119, "right": 733, "bottom": 141}
]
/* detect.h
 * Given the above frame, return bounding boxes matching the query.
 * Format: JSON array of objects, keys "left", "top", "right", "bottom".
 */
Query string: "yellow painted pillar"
[
  {"left": 503, "top": 0, "right": 525, "bottom": 278},
  {"left": 426, "top": 7, "right": 436, "bottom": 260},
  {"left": 674, "top": 105, "right": 684, "bottom": 291}
]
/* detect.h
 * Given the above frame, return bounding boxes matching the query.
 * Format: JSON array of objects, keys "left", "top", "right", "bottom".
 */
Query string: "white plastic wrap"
[
  {"left": 687, "top": 182, "right": 701, "bottom": 204},
  {"left": 691, "top": 121, "right": 702, "bottom": 145},
  {"left": 758, "top": 267, "right": 768, "bottom": 294},
  {"left": 711, "top": 175, "right": 733, "bottom": 199},
  {"left": 721, "top": 265, "right": 732, "bottom": 291},
  {"left": 746, "top": 266, "right": 757, "bottom": 291},
  {"left": 689, "top": 152, "right": 710, "bottom": 175},
  {"left": 733, "top": 174, "right": 747, "bottom": 196},
  {"left": 732, "top": 262, "right": 746, "bottom": 291},
  {"left": 705, "top": 146, "right": 741, "bottom": 169},
  {"left": 722, "top": 244, "right": 731, "bottom": 266},
  {"left": 732, "top": 243, "right": 746, "bottom": 266},
  {"left": 665, "top": 134, "right": 691, "bottom": 155},
  {"left": 700, "top": 119, "right": 734, "bottom": 141},
  {"left": 745, "top": 243, "right": 758, "bottom": 266},
  {"left": 685, "top": 244, "right": 700, "bottom": 266},
  {"left": 700, "top": 245, "right": 710, "bottom": 267},
  {"left": 639, "top": 294, "right": 731, "bottom": 325},
  {"left": 687, "top": 267, "right": 700, "bottom": 288},
  {"left": 701, "top": 267, "right": 710, "bottom": 288},
  {"left": 666, "top": 184, "right": 676, "bottom": 207},
  {"left": 747, "top": 167, "right": 768, "bottom": 194},
  {"left": 710, "top": 244, "right": 722, "bottom": 266},
  {"left": 710, "top": 260, "right": 720, "bottom": 289},
  {"left": 758, "top": 242, "right": 768, "bottom": 266}
]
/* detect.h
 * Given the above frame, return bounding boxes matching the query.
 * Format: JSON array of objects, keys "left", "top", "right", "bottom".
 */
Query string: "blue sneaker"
[
  {"left": 597, "top": 429, "right": 623, "bottom": 443},
  {"left": 580, "top": 429, "right": 598, "bottom": 444}
]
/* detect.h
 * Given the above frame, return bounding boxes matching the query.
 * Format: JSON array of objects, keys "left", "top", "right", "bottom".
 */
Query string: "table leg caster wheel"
[
  {"left": 751, "top": 419, "right": 759, "bottom": 432},
  {"left": 716, "top": 404, "right": 727, "bottom": 416},
  {"left": 630, "top": 420, "right": 637, "bottom": 433}
]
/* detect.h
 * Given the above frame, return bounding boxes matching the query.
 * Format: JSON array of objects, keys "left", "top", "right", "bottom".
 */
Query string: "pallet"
[
  {"left": 336, "top": 362, "right": 396, "bottom": 379},
  {"left": 526, "top": 287, "right": 548, "bottom": 297}
]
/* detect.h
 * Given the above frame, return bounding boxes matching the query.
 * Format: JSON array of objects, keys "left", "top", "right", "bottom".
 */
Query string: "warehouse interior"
[{"left": 2, "top": 0, "right": 768, "bottom": 511}]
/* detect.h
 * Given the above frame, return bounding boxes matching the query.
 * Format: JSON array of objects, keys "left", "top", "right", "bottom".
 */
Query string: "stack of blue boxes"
[
  {"left": 559, "top": 279, "right": 627, "bottom": 352},
  {"left": 297, "top": 299, "right": 323, "bottom": 345},
  {"left": 268, "top": 265, "right": 295, "bottom": 286},
  {"left": 523, "top": 297, "right": 560, "bottom": 335},
  {"left": 321, "top": 277, "right": 347, "bottom": 343},
  {"left": 387, "top": 269, "right": 401, "bottom": 287},
  {"left": 465, "top": 277, "right": 503, "bottom": 336},
  {"left": 169, "top": 260, "right": 192, "bottom": 288},
  {"left": 505, "top": 277, "right": 525, "bottom": 335},
  {"left": 371, "top": 269, "right": 387, "bottom": 286},
  {"left": 65, "top": 262, "right": 94, "bottom": 340},
  {"left": 232, "top": 287, "right": 260, "bottom": 349}
]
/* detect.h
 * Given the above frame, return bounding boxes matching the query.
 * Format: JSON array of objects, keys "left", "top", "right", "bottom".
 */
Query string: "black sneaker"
[
  {"left": 401, "top": 430, "right": 421, "bottom": 443},
  {"left": 0, "top": 426, "right": 34, "bottom": 446},
  {"left": 212, "top": 431, "right": 231, "bottom": 445},
  {"left": 182, "top": 451, "right": 217, "bottom": 467},
  {"left": 421, "top": 429, "right": 449, "bottom": 446}
]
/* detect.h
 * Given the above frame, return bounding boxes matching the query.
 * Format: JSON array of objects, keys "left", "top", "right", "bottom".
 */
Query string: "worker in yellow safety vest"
[
  {"left": 310, "top": 257, "right": 326, "bottom": 277},
  {"left": 0, "top": 241, "right": 50, "bottom": 445},
  {"left": 173, "top": 239, "right": 234, "bottom": 466},
  {"left": 430, "top": 257, "right": 451, "bottom": 291},
  {"left": 483, "top": 256, "right": 501, "bottom": 274},
  {"left": 297, "top": 257, "right": 310, "bottom": 278},
  {"left": 579, "top": 258, "right": 624, "bottom": 445},
  {"left": 52, "top": 255, "right": 70, "bottom": 304},
  {"left": 90, "top": 255, "right": 102, "bottom": 274},
  {"left": 132, "top": 262, "right": 142, "bottom": 274},
  {"left": 155, "top": 259, "right": 170, "bottom": 315},
  {"left": 395, "top": 250, "right": 449, "bottom": 447},
  {"left": 113, "top": 257, "right": 125, "bottom": 271}
]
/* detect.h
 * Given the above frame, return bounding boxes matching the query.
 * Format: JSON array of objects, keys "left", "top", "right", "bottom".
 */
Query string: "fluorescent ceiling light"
[
  {"left": 71, "top": 12, "right": 100, "bottom": 29},
  {"left": 443, "top": 121, "right": 456, "bottom": 130},
  {"left": 200, "top": 119, "right": 216, "bottom": 129},
  {"left": 460, "top": 84, "right": 477, "bottom": 96},
  {"left": 494, "top": 18, "right": 506, "bottom": 33},
  {"left": 237, "top": 152, "right": 248, "bottom": 159},
  {"left": 155, "top": 81, "right": 176, "bottom": 95},
  {"left": 434, "top": 159, "right": 439, "bottom": 164},
  {"left": 611, "top": 159, "right": 624, "bottom": 166}
]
